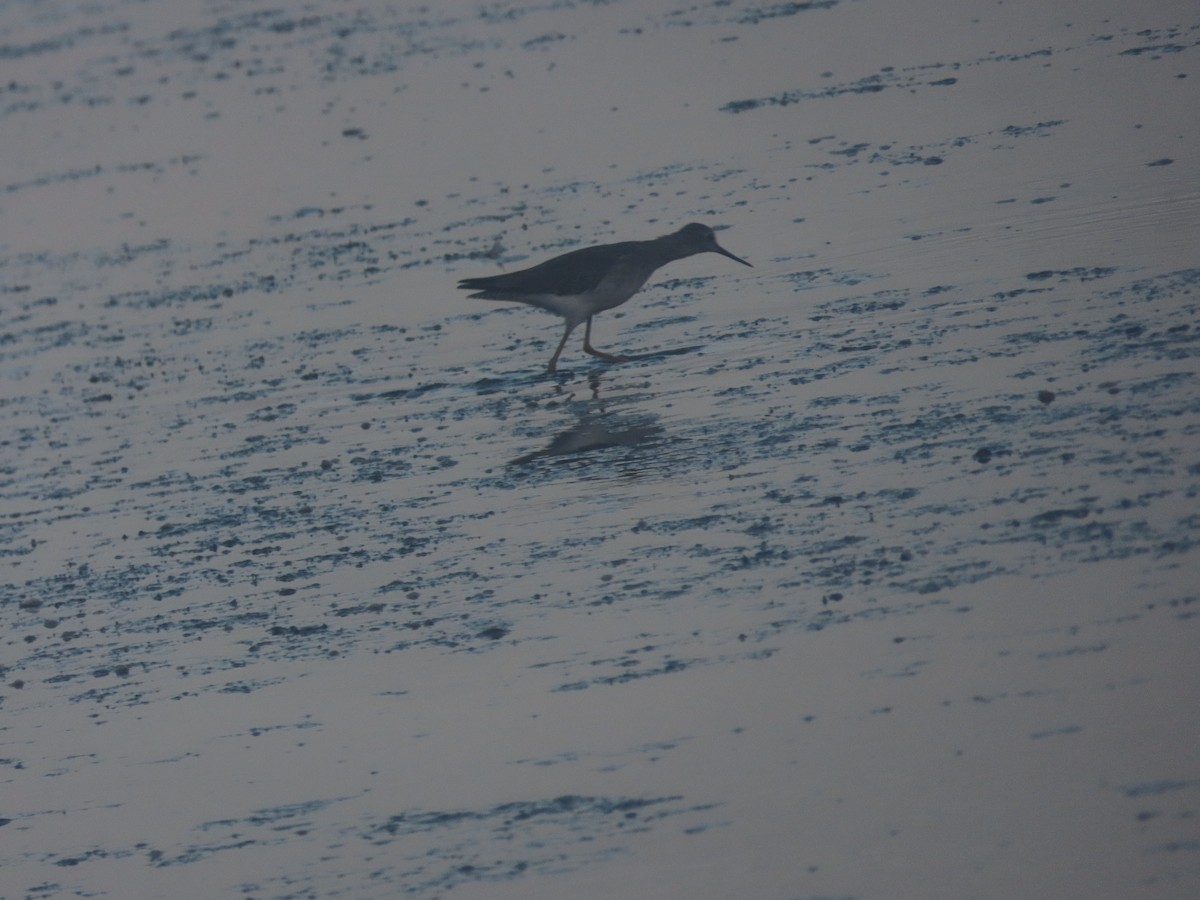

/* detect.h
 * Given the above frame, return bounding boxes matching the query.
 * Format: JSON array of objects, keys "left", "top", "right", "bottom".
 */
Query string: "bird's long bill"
[{"left": 714, "top": 242, "right": 753, "bottom": 267}]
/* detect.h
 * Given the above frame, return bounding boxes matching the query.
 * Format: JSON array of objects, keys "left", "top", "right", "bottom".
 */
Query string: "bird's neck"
[{"left": 646, "top": 233, "right": 697, "bottom": 265}]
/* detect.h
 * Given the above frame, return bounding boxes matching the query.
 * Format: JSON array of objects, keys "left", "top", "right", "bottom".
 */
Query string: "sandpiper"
[{"left": 458, "top": 223, "right": 752, "bottom": 372}]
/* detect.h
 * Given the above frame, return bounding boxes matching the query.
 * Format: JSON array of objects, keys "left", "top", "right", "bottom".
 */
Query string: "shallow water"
[{"left": 3, "top": 1, "right": 1199, "bottom": 897}]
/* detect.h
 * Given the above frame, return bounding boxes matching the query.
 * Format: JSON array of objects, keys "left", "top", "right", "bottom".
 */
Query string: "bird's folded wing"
[{"left": 458, "top": 242, "right": 635, "bottom": 296}]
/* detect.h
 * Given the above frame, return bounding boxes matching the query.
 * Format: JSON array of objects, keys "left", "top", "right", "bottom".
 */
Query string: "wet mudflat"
[{"left": 3, "top": 1, "right": 1199, "bottom": 897}]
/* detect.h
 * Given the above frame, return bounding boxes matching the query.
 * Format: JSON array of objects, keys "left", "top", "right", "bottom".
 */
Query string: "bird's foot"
[{"left": 584, "top": 347, "right": 630, "bottom": 363}]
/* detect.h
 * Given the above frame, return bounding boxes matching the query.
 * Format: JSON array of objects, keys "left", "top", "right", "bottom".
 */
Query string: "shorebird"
[{"left": 458, "top": 223, "right": 751, "bottom": 372}]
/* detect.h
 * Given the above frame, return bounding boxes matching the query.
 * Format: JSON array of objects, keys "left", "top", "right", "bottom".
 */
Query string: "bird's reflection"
[
  {"left": 508, "top": 417, "right": 663, "bottom": 466},
  {"left": 508, "top": 373, "right": 666, "bottom": 467}
]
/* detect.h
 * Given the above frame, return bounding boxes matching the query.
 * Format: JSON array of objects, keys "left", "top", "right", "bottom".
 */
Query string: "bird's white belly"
[
  {"left": 584, "top": 269, "right": 653, "bottom": 313},
  {"left": 521, "top": 266, "right": 653, "bottom": 325}
]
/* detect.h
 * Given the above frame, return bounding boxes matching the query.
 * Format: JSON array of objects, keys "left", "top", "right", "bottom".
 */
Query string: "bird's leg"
[
  {"left": 582, "top": 317, "right": 630, "bottom": 363},
  {"left": 546, "top": 320, "right": 576, "bottom": 373}
]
